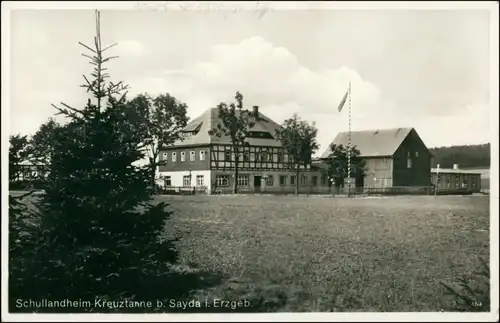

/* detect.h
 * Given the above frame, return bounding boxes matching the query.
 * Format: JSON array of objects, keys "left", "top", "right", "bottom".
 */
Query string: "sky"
[{"left": 6, "top": 3, "right": 497, "bottom": 157}]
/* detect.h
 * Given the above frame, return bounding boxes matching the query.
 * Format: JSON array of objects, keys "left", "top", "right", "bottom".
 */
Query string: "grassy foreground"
[{"left": 161, "top": 195, "right": 490, "bottom": 312}]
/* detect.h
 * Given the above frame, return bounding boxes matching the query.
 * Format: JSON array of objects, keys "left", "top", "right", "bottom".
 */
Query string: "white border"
[{"left": 2, "top": 1, "right": 498, "bottom": 322}]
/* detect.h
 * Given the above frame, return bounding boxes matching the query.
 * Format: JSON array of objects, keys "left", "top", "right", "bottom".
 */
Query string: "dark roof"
[
  {"left": 168, "top": 108, "right": 284, "bottom": 148},
  {"left": 320, "top": 127, "right": 414, "bottom": 158}
]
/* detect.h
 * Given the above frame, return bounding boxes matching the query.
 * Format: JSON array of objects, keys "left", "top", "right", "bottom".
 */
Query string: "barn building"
[
  {"left": 430, "top": 164, "right": 482, "bottom": 193},
  {"left": 157, "top": 106, "right": 316, "bottom": 194},
  {"left": 319, "top": 127, "right": 432, "bottom": 188}
]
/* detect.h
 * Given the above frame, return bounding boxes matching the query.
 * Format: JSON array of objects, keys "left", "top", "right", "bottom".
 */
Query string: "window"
[
  {"left": 265, "top": 175, "right": 274, "bottom": 186},
  {"left": 216, "top": 175, "right": 229, "bottom": 187},
  {"left": 321, "top": 175, "right": 327, "bottom": 186},
  {"left": 196, "top": 175, "right": 204, "bottom": 186},
  {"left": 243, "top": 151, "right": 250, "bottom": 162},
  {"left": 172, "top": 152, "right": 177, "bottom": 162},
  {"left": 415, "top": 151, "right": 419, "bottom": 158},
  {"left": 301, "top": 176, "right": 307, "bottom": 185},
  {"left": 224, "top": 151, "right": 231, "bottom": 161},
  {"left": 277, "top": 152, "right": 284, "bottom": 163},
  {"left": 407, "top": 151, "right": 412, "bottom": 169},
  {"left": 183, "top": 175, "right": 191, "bottom": 187},
  {"left": 181, "top": 151, "right": 186, "bottom": 162},
  {"left": 237, "top": 175, "right": 249, "bottom": 186},
  {"left": 261, "top": 151, "right": 267, "bottom": 162},
  {"left": 190, "top": 151, "right": 195, "bottom": 161},
  {"left": 312, "top": 176, "right": 318, "bottom": 186},
  {"left": 455, "top": 175, "right": 459, "bottom": 188},
  {"left": 279, "top": 175, "right": 287, "bottom": 186},
  {"left": 164, "top": 176, "right": 172, "bottom": 186},
  {"left": 199, "top": 150, "right": 206, "bottom": 161},
  {"left": 290, "top": 175, "right": 296, "bottom": 185},
  {"left": 162, "top": 152, "right": 168, "bottom": 161}
]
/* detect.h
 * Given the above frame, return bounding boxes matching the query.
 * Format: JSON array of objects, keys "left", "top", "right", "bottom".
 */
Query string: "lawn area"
[{"left": 160, "top": 195, "right": 490, "bottom": 312}]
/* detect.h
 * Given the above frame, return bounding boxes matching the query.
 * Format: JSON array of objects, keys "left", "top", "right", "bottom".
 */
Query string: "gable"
[{"left": 396, "top": 128, "right": 430, "bottom": 155}]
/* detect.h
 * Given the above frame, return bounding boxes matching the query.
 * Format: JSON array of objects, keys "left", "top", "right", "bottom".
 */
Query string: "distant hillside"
[{"left": 429, "top": 143, "right": 490, "bottom": 168}]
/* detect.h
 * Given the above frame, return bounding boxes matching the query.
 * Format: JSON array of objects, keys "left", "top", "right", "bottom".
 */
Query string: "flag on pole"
[{"left": 337, "top": 87, "right": 349, "bottom": 112}]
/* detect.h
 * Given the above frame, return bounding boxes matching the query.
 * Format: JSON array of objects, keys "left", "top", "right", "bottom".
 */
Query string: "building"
[
  {"left": 157, "top": 106, "right": 317, "bottom": 194},
  {"left": 319, "top": 127, "right": 432, "bottom": 188},
  {"left": 12, "top": 161, "right": 48, "bottom": 182},
  {"left": 459, "top": 166, "right": 490, "bottom": 192},
  {"left": 431, "top": 164, "right": 482, "bottom": 193}
]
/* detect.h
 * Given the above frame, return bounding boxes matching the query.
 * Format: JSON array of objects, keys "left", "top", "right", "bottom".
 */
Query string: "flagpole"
[{"left": 347, "top": 81, "right": 352, "bottom": 197}]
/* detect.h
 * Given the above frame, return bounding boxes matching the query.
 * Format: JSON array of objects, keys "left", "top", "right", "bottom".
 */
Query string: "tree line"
[{"left": 429, "top": 143, "right": 490, "bottom": 169}]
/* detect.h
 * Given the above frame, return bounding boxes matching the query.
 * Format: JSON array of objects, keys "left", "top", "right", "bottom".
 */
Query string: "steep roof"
[
  {"left": 320, "top": 127, "right": 414, "bottom": 158},
  {"left": 167, "top": 107, "right": 284, "bottom": 148}
]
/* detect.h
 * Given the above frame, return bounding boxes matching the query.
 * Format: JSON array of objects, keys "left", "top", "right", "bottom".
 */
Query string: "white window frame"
[
  {"left": 190, "top": 151, "right": 195, "bottom": 162},
  {"left": 172, "top": 152, "right": 177, "bottom": 162},
  {"left": 162, "top": 152, "right": 168, "bottom": 161},
  {"left": 216, "top": 175, "right": 229, "bottom": 187},
  {"left": 301, "top": 175, "right": 307, "bottom": 185},
  {"left": 196, "top": 175, "right": 204, "bottom": 186},
  {"left": 181, "top": 151, "right": 186, "bottom": 162},
  {"left": 199, "top": 150, "right": 206, "bottom": 161},
  {"left": 237, "top": 175, "right": 249, "bottom": 187},
  {"left": 183, "top": 175, "right": 191, "bottom": 187},
  {"left": 164, "top": 176, "right": 172, "bottom": 186}
]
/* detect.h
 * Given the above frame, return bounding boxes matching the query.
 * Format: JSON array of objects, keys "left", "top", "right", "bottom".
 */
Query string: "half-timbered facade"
[{"left": 158, "top": 106, "right": 315, "bottom": 194}]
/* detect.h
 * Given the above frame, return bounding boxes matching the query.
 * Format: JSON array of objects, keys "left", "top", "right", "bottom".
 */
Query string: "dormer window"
[{"left": 248, "top": 131, "right": 274, "bottom": 139}]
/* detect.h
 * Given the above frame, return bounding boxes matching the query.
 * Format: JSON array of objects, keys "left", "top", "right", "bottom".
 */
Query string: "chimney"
[
  {"left": 453, "top": 164, "right": 459, "bottom": 170},
  {"left": 252, "top": 105, "right": 259, "bottom": 116}
]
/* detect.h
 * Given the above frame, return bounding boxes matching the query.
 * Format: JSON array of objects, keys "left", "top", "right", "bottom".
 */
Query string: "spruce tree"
[{"left": 12, "top": 10, "right": 179, "bottom": 312}]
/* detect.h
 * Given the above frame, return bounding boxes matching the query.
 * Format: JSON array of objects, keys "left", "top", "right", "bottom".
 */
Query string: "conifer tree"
[{"left": 10, "top": 10, "right": 179, "bottom": 312}]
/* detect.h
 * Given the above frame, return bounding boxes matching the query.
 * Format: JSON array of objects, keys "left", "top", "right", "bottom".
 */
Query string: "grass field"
[{"left": 160, "top": 195, "right": 490, "bottom": 312}]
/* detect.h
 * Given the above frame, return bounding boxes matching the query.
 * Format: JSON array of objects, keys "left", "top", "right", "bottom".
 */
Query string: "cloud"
[
  {"left": 115, "top": 40, "right": 147, "bottom": 57},
  {"left": 187, "top": 36, "right": 382, "bottom": 114},
  {"left": 122, "top": 36, "right": 492, "bottom": 154},
  {"left": 130, "top": 36, "right": 384, "bottom": 115}
]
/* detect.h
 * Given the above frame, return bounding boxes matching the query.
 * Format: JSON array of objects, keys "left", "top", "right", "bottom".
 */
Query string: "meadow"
[{"left": 161, "top": 194, "right": 490, "bottom": 312}]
